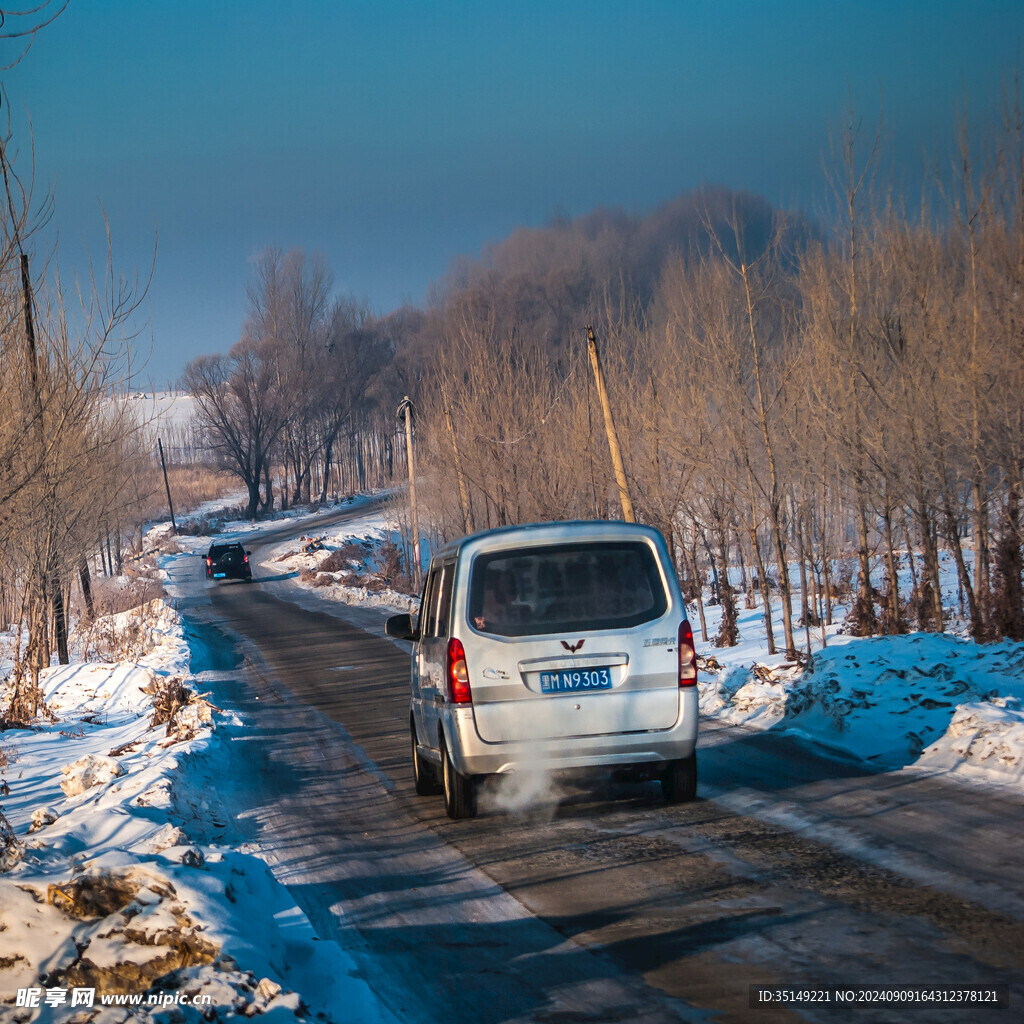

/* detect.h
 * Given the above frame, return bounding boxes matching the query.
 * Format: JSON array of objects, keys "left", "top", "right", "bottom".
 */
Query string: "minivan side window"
[
  {"left": 417, "top": 571, "right": 438, "bottom": 638},
  {"left": 433, "top": 562, "right": 455, "bottom": 638},
  {"left": 419, "top": 562, "right": 455, "bottom": 639}
]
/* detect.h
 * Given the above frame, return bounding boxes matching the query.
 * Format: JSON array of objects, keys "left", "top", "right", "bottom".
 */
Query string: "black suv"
[{"left": 204, "top": 542, "right": 252, "bottom": 582}]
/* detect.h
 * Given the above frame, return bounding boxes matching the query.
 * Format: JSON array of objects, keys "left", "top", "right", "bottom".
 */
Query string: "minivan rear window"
[{"left": 467, "top": 541, "right": 668, "bottom": 637}]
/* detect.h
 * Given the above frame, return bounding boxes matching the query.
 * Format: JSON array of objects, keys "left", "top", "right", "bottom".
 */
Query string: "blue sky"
[{"left": 4, "top": 1, "right": 1022, "bottom": 386}]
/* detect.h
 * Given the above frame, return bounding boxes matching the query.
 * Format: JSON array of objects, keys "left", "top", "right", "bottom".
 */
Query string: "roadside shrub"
[
  {"left": 377, "top": 540, "right": 418, "bottom": 594},
  {"left": 92, "top": 576, "right": 166, "bottom": 618},
  {"left": 378, "top": 539, "right": 403, "bottom": 582},
  {"left": 831, "top": 557, "right": 857, "bottom": 604},
  {"left": 175, "top": 513, "right": 222, "bottom": 537},
  {"left": 318, "top": 542, "right": 364, "bottom": 573},
  {"left": 75, "top": 600, "right": 167, "bottom": 663},
  {"left": 0, "top": 806, "right": 22, "bottom": 872},
  {"left": 845, "top": 590, "right": 879, "bottom": 637},
  {"left": 147, "top": 677, "right": 193, "bottom": 732},
  {"left": 913, "top": 579, "right": 938, "bottom": 631}
]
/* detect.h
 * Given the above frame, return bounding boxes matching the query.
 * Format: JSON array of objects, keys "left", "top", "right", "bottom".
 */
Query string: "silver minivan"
[{"left": 385, "top": 521, "right": 698, "bottom": 818}]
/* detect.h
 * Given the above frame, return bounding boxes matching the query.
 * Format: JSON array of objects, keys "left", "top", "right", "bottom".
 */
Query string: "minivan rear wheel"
[
  {"left": 441, "top": 735, "right": 477, "bottom": 819},
  {"left": 662, "top": 753, "right": 697, "bottom": 803},
  {"left": 412, "top": 719, "right": 442, "bottom": 796}
]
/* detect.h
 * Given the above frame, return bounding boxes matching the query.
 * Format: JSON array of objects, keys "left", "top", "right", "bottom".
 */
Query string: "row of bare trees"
[
  {"left": 184, "top": 248, "right": 393, "bottom": 518},
  {"left": 406, "top": 98, "right": 1024, "bottom": 650},
  {"left": 0, "top": 114, "right": 150, "bottom": 721},
  {"left": 182, "top": 89, "right": 1024, "bottom": 651}
]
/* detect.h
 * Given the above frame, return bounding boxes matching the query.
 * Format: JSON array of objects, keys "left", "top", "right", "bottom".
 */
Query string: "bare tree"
[
  {"left": 183, "top": 339, "right": 290, "bottom": 520},
  {"left": 314, "top": 298, "right": 389, "bottom": 502},
  {"left": 0, "top": 1, "right": 69, "bottom": 71}
]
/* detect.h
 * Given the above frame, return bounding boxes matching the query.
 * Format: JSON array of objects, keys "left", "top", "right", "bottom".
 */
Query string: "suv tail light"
[
  {"left": 206, "top": 557, "right": 212, "bottom": 566},
  {"left": 447, "top": 637, "right": 472, "bottom": 704},
  {"left": 678, "top": 620, "right": 697, "bottom": 687}
]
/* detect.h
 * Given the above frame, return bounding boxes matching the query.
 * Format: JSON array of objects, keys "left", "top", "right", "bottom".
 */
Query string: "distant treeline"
[
  {"left": 381, "top": 109, "right": 1024, "bottom": 651},
  {"left": 186, "top": 91, "right": 1024, "bottom": 650}
]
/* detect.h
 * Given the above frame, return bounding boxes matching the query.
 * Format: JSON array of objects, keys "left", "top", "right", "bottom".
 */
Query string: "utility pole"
[
  {"left": 396, "top": 396, "right": 422, "bottom": 587},
  {"left": 157, "top": 438, "right": 177, "bottom": 533},
  {"left": 586, "top": 326, "right": 635, "bottom": 523}
]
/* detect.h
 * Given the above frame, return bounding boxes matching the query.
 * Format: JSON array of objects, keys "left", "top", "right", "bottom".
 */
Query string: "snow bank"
[
  {"left": 244, "top": 500, "right": 1024, "bottom": 795},
  {"left": 260, "top": 508, "right": 420, "bottom": 616},
  {"left": 165, "top": 493, "right": 382, "bottom": 550},
  {"left": 698, "top": 626, "right": 1024, "bottom": 791},
  {"left": 0, "top": 602, "right": 394, "bottom": 1023}
]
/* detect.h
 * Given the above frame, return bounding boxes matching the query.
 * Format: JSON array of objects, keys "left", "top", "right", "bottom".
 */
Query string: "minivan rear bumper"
[{"left": 443, "top": 688, "right": 698, "bottom": 776}]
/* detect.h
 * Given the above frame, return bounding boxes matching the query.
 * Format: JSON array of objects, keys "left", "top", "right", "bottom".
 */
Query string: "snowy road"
[{"left": 162, "top": 518, "right": 1024, "bottom": 1024}]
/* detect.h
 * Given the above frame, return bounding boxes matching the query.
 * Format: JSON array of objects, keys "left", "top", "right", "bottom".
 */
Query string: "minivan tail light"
[
  {"left": 678, "top": 620, "right": 697, "bottom": 687},
  {"left": 447, "top": 637, "right": 472, "bottom": 704}
]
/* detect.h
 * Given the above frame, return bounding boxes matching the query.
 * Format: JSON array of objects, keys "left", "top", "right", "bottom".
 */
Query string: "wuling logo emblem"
[{"left": 560, "top": 639, "right": 585, "bottom": 653}]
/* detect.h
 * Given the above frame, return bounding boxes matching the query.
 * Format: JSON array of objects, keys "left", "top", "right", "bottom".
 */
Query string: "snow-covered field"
[
  {"left": 119, "top": 392, "right": 196, "bottom": 437},
  {"left": 0, "top": 600, "right": 395, "bottom": 1022}
]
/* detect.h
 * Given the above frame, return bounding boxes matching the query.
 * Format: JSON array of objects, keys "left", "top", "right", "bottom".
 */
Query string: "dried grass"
[
  {"left": 92, "top": 576, "right": 166, "bottom": 618},
  {"left": 318, "top": 542, "right": 364, "bottom": 573},
  {"left": 75, "top": 598, "right": 167, "bottom": 663},
  {"left": 44, "top": 868, "right": 220, "bottom": 993},
  {"left": 338, "top": 571, "right": 387, "bottom": 593},
  {"left": 166, "top": 466, "right": 239, "bottom": 511},
  {"left": 133, "top": 463, "right": 239, "bottom": 525},
  {"left": 147, "top": 677, "right": 190, "bottom": 729}
]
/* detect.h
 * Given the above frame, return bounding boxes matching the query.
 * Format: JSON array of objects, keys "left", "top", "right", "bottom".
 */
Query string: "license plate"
[
  {"left": 540, "top": 667, "right": 612, "bottom": 694},
  {"left": 214, "top": 573, "right": 226, "bottom": 578}
]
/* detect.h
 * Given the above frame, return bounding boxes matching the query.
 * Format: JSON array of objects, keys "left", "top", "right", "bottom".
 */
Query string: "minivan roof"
[{"left": 430, "top": 519, "right": 666, "bottom": 565}]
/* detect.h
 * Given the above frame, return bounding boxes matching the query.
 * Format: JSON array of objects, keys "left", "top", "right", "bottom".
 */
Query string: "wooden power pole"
[
  {"left": 397, "top": 396, "right": 422, "bottom": 587},
  {"left": 586, "top": 325, "right": 635, "bottom": 523},
  {"left": 158, "top": 438, "right": 177, "bottom": 533}
]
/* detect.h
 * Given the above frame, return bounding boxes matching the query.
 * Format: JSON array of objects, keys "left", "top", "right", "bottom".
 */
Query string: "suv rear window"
[
  {"left": 209, "top": 544, "right": 243, "bottom": 558},
  {"left": 468, "top": 541, "right": 668, "bottom": 637}
]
